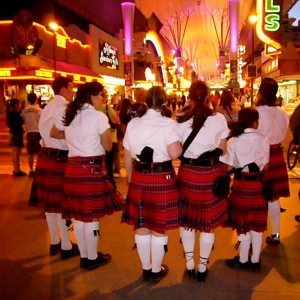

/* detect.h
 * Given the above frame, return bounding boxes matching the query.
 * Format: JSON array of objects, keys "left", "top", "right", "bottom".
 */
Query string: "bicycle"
[{"left": 287, "top": 138, "right": 300, "bottom": 170}]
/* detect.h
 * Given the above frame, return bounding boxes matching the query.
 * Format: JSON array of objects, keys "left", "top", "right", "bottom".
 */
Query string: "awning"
[{"left": 0, "top": 56, "right": 103, "bottom": 84}]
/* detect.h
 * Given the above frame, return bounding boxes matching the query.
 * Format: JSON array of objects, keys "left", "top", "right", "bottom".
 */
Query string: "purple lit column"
[
  {"left": 228, "top": 0, "right": 240, "bottom": 90},
  {"left": 122, "top": 1, "right": 135, "bottom": 98}
]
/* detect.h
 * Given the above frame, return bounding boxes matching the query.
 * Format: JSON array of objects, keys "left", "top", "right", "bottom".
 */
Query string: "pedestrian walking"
[
  {"left": 6, "top": 98, "right": 26, "bottom": 176},
  {"left": 21, "top": 92, "right": 43, "bottom": 176}
]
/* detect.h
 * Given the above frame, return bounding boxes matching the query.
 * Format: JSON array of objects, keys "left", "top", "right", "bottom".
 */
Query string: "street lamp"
[
  {"left": 249, "top": 15, "right": 257, "bottom": 105},
  {"left": 49, "top": 22, "right": 58, "bottom": 78}
]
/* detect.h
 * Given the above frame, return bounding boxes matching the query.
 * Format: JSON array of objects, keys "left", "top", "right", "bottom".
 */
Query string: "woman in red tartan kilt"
[
  {"left": 122, "top": 86, "right": 182, "bottom": 283},
  {"left": 220, "top": 108, "right": 270, "bottom": 272},
  {"left": 51, "top": 82, "right": 122, "bottom": 270},
  {"left": 34, "top": 152, "right": 67, "bottom": 212},
  {"left": 176, "top": 81, "right": 230, "bottom": 282},
  {"left": 255, "top": 78, "right": 290, "bottom": 245},
  {"left": 63, "top": 157, "right": 123, "bottom": 222}
]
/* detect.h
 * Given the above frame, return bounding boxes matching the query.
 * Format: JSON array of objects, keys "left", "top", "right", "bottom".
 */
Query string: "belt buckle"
[
  {"left": 91, "top": 167, "right": 101, "bottom": 173},
  {"left": 89, "top": 158, "right": 95, "bottom": 164}
]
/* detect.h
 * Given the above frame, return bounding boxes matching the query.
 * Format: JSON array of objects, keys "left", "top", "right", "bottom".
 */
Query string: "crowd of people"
[{"left": 4, "top": 75, "right": 299, "bottom": 284}]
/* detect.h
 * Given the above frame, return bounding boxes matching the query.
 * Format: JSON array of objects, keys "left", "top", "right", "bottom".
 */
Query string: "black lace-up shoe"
[
  {"left": 266, "top": 233, "right": 280, "bottom": 245},
  {"left": 142, "top": 269, "right": 152, "bottom": 281},
  {"left": 85, "top": 252, "right": 112, "bottom": 270},
  {"left": 225, "top": 255, "right": 250, "bottom": 271},
  {"left": 49, "top": 242, "right": 61, "bottom": 256},
  {"left": 185, "top": 268, "right": 196, "bottom": 279},
  {"left": 196, "top": 269, "right": 208, "bottom": 282},
  {"left": 150, "top": 264, "right": 169, "bottom": 284},
  {"left": 60, "top": 243, "right": 80, "bottom": 260}
]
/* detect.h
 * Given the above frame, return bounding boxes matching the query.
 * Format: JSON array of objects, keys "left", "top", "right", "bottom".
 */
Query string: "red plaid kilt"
[
  {"left": 122, "top": 169, "right": 179, "bottom": 234},
  {"left": 264, "top": 145, "right": 290, "bottom": 200},
  {"left": 229, "top": 179, "right": 268, "bottom": 235},
  {"left": 63, "top": 157, "right": 124, "bottom": 222},
  {"left": 177, "top": 163, "right": 229, "bottom": 232},
  {"left": 33, "top": 156, "right": 66, "bottom": 212}
]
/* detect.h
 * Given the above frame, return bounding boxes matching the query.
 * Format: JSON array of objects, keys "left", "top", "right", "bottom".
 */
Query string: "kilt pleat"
[
  {"left": 63, "top": 160, "right": 123, "bottom": 222},
  {"left": 122, "top": 170, "right": 179, "bottom": 234},
  {"left": 229, "top": 179, "right": 268, "bottom": 235},
  {"left": 33, "top": 156, "right": 66, "bottom": 212},
  {"left": 178, "top": 163, "right": 229, "bottom": 232},
  {"left": 264, "top": 147, "right": 290, "bottom": 199}
]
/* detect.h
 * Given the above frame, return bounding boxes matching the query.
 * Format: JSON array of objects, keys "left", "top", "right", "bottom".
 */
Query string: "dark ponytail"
[
  {"left": 63, "top": 82, "right": 103, "bottom": 126},
  {"left": 139, "top": 86, "right": 167, "bottom": 117},
  {"left": 230, "top": 107, "right": 259, "bottom": 137},
  {"left": 177, "top": 81, "right": 214, "bottom": 129}
]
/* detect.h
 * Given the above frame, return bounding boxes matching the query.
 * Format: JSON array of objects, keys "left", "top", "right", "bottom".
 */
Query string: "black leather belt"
[
  {"left": 68, "top": 156, "right": 103, "bottom": 164},
  {"left": 181, "top": 157, "right": 219, "bottom": 167},
  {"left": 234, "top": 173, "right": 263, "bottom": 181},
  {"left": 40, "top": 147, "right": 68, "bottom": 163},
  {"left": 134, "top": 160, "right": 173, "bottom": 173}
]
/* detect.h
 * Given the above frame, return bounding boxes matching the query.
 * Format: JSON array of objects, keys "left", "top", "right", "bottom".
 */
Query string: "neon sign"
[
  {"left": 256, "top": 0, "right": 282, "bottom": 56},
  {"left": 99, "top": 40, "right": 119, "bottom": 70}
]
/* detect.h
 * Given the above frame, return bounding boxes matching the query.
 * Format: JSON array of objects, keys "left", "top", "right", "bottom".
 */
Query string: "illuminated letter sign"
[
  {"left": 99, "top": 40, "right": 119, "bottom": 70},
  {"left": 256, "top": 0, "right": 282, "bottom": 56}
]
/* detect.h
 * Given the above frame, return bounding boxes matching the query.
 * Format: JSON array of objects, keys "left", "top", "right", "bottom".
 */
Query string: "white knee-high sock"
[
  {"left": 268, "top": 199, "right": 281, "bottom": 234},
  {"left": 250, "top": 231, "right": 263, "bottom": 263},
  {"left": 56, "top": 213, "right": 72, "bottom": 250},
  {"left": 73, "top": 220, "right": 88, "bottom": 258},
  {"left": 238, "top": 232, "right": 251, "bottom": 263},
  {"left": 151, "top": 235, "right": 168, "bottom": 273},
  {"left": 135, "top": 234, "right": 151, "bottom": 270},
  {"left": 181, "top": 227, "right": 196, "bottom": 270},
  {"left": 45, "top": 212, "right": 60, "bottom": 245},
  {"left": 199, "top": 232, "right": 215, "bottom": 273},
  {"left": 84, "top": 221, "right": 99, "bottom": 260}
]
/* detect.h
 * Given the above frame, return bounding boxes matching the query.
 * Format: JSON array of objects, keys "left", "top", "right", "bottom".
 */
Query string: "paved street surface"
[{"left": 0, "top": 112, "right": 300, "bottom": 300}]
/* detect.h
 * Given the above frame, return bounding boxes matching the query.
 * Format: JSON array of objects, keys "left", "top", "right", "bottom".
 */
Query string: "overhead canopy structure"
[{"left": 135, "top": 0, "right": 295, "bottom": 78}]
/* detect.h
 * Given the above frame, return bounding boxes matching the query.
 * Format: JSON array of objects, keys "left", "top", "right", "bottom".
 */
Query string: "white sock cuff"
[
  {"left": 200, "top": 232, "right": 215, "bottom": 244},
  {"left": 85, "top": 221, "right": 99, "bottom": 231},
  {"left": 151, "top": 235, "right": 168, "bottom": 246},
  {"left": 181, "top": 227, "right": 196, "bottom": 237},
  {"left": 73, "top": 219, "right": 84, "bottom": 228},
  {"left": 268, "top": 199, "right": 280, "bottom": 210},
  {"left": 250, "top": 230, "right": 263, "bottom": 239},
  {"left": 238, "top": 232, "right": 251, "bottom": 242},
  {"left": 135, "top": 234, "right": 151, "bottom": 244}
]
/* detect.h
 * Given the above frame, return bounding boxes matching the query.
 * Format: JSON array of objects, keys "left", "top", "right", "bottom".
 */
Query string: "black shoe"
[
  {"left": 49, "top": 242, "right": 61, "bottom": 256},
  {"left": 80, "top": 257, "right": 88, "bottom": 269},
  {"left": 13, "top": 170, "right": 26, "bottom": 177},
  {"left": 266, "top": 234, "right": 280, "bottom": 245},
  {"left": 295, "top": 215, "right": 300, "bottom": 223},
  {"left": 196, "top": 269, "right": 208, "bottom": 282},
  {"left": 151, "top": 264, "right": 169, "bottom": 284},
  {"left": 29, "top": 170, "right": 35, "bottom": 177},
  {"left": 251, "top": 261, "right": 261, "bottom": 273},
  {"left": 185, "top": 268, "right": 196, "bottom": 279},
  {"left": 142, "top": 269, "right": 152, "bottom": 281},
  {"left": 225, "top": 256, "right": 250, "bottom": 271},
  {"left": 86, "top": 252, "right": 112, "bottom": 270},
  {"left": 61, "top": 243, "right": 80, "bottom": 260}
]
